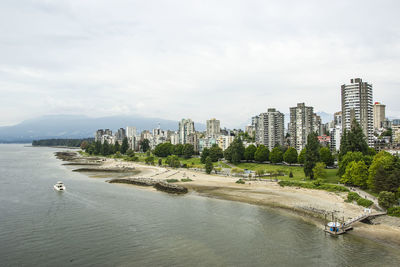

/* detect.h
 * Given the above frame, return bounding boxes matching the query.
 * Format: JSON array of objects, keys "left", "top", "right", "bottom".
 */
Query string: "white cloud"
[{"left": 0, "top": 0, "right": 399, "bottom": 127}]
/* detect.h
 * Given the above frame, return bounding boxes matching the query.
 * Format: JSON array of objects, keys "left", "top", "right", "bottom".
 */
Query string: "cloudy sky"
[{"left": 1, "top": 0, "right": 399, "bottom": 128}]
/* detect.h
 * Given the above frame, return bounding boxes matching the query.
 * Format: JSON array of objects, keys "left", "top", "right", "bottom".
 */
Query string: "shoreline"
[{"left": 61, "top": 151, "right": 400, "bottom": 248}]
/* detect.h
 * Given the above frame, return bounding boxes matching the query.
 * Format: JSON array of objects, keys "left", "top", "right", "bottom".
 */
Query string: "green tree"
[
  {"left": 101, "top": 140, "right": 111, "bottom": 156},
  {"left": 337, "top": 151, "right": 364, "bottom": 177},
  {"left": 283, "top": 147, "right": 298, "bottom": 164},
  {"left": 158, "top": 158, "right": 162, "bottom": 166},
  {"left": 347, "top": 119, "right": 368, "bottom": 155},
  {"left": 165, "top": 155, "right": 180, "bottom": 168},
  {"left": 367, "top": 151, "right": 395, "bottom": 192},
  {"left": 254, "top": 145, "right": 269, "bottom": 163},
  {"left": 205, "top": 156, "right": 213, "bottom": 174},
  {"left": 114, "top": 140, "right": 121, "bottom": 153},
  {"left": 201, "top": 148, "right": 210, "bottom": 164},
  {"left": 270, "top": 147, "right": 283, "bottom": 163},
  {"left": 183, "top": 144, "right": 194, "bottom": 159},
  {"left": 320, "top": 147, "right": 334, "bottom": 166},
  {"left": 209, "top": 144, "right": 223, "bottom": 162},
  {"left": 174, "top": 144, "right": 184, "bottom": 156},
  {"left": 224, "top": 137, "right": 245, "bottom": 164},
  {"left": 378, "top": 191, "right": 397, "bottom": 209},
  {"left": 80, "top": 141, "right": 89, "bottom": 150},
  {"left": 140, "top": 139, "right": 150, "bottom": 152},
  {"left": 298, "top": 148, "right": 306, "bottom": 164},
  {"left": 94, "top": 140, "right": 102, "bottom": 155},
  {"left": 121, "top": 137, "right": 129, "bottom": 154},
  {"left": 304, "top": 132, "right": 320, "bottom": 179},
  {"left": 338, "top": 129, "right": 349, "bottom": 160},
  {"left": 313, "top": 162, "right": 327, "bottom": 179},
  {"left": 341, "top": 160, "right": 369, "bottom": 188},
  {"left": 244, "top": 144, "right": 257, "bottom": 161},
  {"left": 154, "top": 143, "right": 173, "bottom": 157}
]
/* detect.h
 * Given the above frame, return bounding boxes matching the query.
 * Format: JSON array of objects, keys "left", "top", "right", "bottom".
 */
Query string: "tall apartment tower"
[
  {"left": 373, "top": 102, "right": 386, "bottom": 129},
  {"left": 289, "top": 103, "right": 314, "bottom": 151},
  {"left": 206, "top": 118, "right": 220, "bottom": 138},
  {"left": 178, "top": 118, "right": 195, "bottom": 144},
  {"left": 341, "top": 78, "right": 373, "bottom": 147},
  {"left": 255, "top": 108, "right": 285, "bottom": 150}
]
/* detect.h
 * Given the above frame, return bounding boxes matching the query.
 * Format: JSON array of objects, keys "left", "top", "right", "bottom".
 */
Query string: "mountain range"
[
  {"left": 0, "top": 115, "right": 205, "bottom": 143},
  {"left": 0, "top": 112, "right": 334, "bottom": 143}
]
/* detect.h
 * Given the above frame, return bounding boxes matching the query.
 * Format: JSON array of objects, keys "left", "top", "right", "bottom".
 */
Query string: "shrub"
[
  {"left": 231, "top": 168, "right": 244, "bottom": 174},
  {"left": 126, "top": 156, "right": 139, "bottom": 162},
  {"left": 388, "top": 207, "right": 400, "bottom": 217},
  {"left": 356, "top": 198, "right": 374, "bottom": 208},
  {"left": 236, "top": 179, "right": 245, "bottom": 184},
  {"left": 278, "top": 180, "right": 349, "bottom": 192},
  {"left": 166, "top": 179, "right": 179, "bottom": 183},
  {"left": 346, "top": 192, "right": 361, "bottom": 202},
  {"left": 181, "top": 178, "right": 193, "bottom": 182},
  {"left": 289, "top": 171, "right": 293, "bottom": 178},
  {"left": 378, "top": 191, "right": 397, "bottom": 209}
]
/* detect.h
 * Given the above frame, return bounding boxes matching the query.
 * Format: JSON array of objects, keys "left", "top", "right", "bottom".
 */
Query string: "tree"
[
  {"left": 270, "top": 147, "right": 283, "bottom": 163},
  {"left": 94, "top": 140, "right": 102, "bottom": 155},
  {"left": 313, "top": 162, "right": 327, "bottom": 179},
  {"left": 378, "top": 191, "right": 397, "bottom": 209},
  {"left": 140, "top": 139, "right": 150, "bottom": 152},
  {"left": 201, "top": 148, "right": 210, "bottom": 164},
  {"left": 283, "top": 147, "right": 298, "bottom": 164},
  {"left": 80, "top": 141, "right": 89, "bottom": 150},
  {"left": 174, "top": 144, "right": 184, "bottom": 156},
  {"left": 338, "top": 129, "right": 349, "bottom": 160},
  {"left": 165, "top": 155, "right": 180, "bottom": 168},
  {"left": 114, "top": 140, "right": 121, "bottom": 153},
  {"left": 209, "top": 144, "right": 223, "bottom": 162},
  {"left": 158, "top": 158, "right": 162, "bottom": 166},
  {"left": 224, "top": 137, "right": 245, "bottom": 164},
  {"left": 304, "top": 132, "right": 320, "bottom": 179},
  {"left": 340, "top": 160, "right": 369, "bottom": 188},
  {"left": 320, "top": 147, "right": 334, "bottom": 166},
  {"left": 101, "top": 140, "right": 111, "bottom": 156},
  {"left": 183, "top": 144, "right": 194, "bottom": 159},
  {"left": 205, "top": 156, "right": 213, "bottom": 174},
  {"left": 347, "top": 119, "right": 369, "bottom": 155},
  {"left": 121, "top": 137, "right": 129, "bottom": 154},
  {"left": 337, "top": 151, "right": 366, "bottom": 177},
  {"left": 244, "top": 144, "right": 257, "bottom": 161},
  {"left": 367, "top": 151, "right": 395, "bottom": 192},
  {"left": 298, "top": 148, "right": 306, "bottom": 164},
  {"left": 154, "top": 143, "right": 173, "bottom": 157},
  {"left": 254, "top": 145, "right": 269, "bottom": 163}
]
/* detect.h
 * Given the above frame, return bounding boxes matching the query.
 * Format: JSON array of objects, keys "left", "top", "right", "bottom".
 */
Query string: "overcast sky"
[{"left": 1, "top": 0, "right": 399, "bottom": 128}]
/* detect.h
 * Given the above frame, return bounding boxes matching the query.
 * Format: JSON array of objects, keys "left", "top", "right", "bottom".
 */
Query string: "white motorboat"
[{"left": 54, "top": 181, "right": 66, "bottom": 191}]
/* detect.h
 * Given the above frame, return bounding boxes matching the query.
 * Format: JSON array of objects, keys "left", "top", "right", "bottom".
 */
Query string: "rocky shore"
[{"left": 108, "top": 177, "right": 188, "bottom": 194}]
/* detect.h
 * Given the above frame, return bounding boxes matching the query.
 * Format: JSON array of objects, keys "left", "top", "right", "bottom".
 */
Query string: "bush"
[
  {"left": 166, "top": 179, "right": 179, "bottom": 183},
  {"left": 356, "top": 198, "right": 373, "bottom": 208},
  {"left": 378, "top": 191, "right": 397, "bottom": 209},
  {"left": 388, "top": 207, "right": 400, "bottom": 217},
  {"left": 236, "top": 179, "right": 245, "bottom": 184},
  {"left": 346, "top": 192, "right": 361, "bottom": 202},
  {"left": 126, "top": 156, "right": 139, "bottom": 162},
  {"left": 289, "top": 171, "right": 293, "bottom": 178},
  {"left": 181, "top": 178, "right": 193, "bottom": 182},
  {"left": 231, "top": 168, "right": 244, "bottom": 174},
  {"left": 278, "top": 180, "right": 349, "bottom": 192}
]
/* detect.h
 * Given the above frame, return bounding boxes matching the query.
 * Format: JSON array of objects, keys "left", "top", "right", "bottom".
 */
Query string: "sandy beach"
[{"left": 70, "top": 154, "right": 400, "bottom": 247}]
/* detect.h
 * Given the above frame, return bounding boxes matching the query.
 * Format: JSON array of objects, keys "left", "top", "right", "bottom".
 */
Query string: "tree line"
[{"left": 32, "top": 138, "right": 94, "bottom": 147}]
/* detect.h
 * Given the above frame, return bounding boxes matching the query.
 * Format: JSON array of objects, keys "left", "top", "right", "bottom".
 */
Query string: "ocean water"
[{"left": 0, "top": 144, "right": 399, "bottom": 267}]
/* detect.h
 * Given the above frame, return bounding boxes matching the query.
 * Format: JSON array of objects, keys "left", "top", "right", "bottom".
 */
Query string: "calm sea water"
[{"left": 1, "top": 144, "right": 400, "bottom": 267}]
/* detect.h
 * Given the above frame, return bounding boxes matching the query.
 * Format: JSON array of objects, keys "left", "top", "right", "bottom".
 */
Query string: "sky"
[{"left": 1, "top": 0, "right": 400, "bottom": 128}]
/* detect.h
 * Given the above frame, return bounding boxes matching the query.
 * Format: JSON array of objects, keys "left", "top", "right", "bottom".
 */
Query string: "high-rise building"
[
  {"left": 313, "top": 114, "right": 322, "bottom": 136},
  {"left": 206, "top": 118, "right": 220, "bottom": 138},
  {"left": 178, "top": 119, "right": 195, "bottom": 144},
  {"left": 289, "top": 103, "right": 314, "bottom": 151},
  {"left": 126, "top": 127, "right": 137, "bottom": 138},
  {"left": 341, "top": 78, "right": 373, "bottom": 147},
  {"left": 334, "top": 111, "right": 342, "bottom": 127},
  {"left": 255, "top": 108, "right": 285, "bottom": 150},
  {"left": 373, "top": 102, "right": 386, "bottom": 129},
  {"left": 115, "top": 128, "right": 126, "bottom": 141}
]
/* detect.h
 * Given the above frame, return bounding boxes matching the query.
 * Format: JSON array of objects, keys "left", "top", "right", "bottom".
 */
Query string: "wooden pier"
[{"left": 324, "top": 211, "right": 386, "bottom": 236}]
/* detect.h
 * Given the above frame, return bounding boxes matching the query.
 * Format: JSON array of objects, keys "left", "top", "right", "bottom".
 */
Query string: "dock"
[{"left": 324, "top": 211, "right": 386, "bottom": 236}]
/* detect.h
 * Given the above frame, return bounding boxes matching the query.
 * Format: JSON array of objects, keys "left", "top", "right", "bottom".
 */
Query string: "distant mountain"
[{"left": 0, "top": 114, "right": 205, "bottom": 143}]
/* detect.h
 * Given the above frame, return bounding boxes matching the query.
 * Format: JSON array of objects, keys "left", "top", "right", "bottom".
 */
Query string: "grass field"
[{"left": 235, "top": 162, "right": 340, "bottom": 184}]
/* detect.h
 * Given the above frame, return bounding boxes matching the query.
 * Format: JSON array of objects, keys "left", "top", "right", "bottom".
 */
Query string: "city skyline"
[{"left": 1, "top": 0, "right": 400, "bottom": 128}]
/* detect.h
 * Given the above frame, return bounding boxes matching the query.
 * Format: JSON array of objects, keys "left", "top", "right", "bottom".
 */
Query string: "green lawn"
[{"left": 235, "top": 162, "right": 341, "bottom": 184}]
